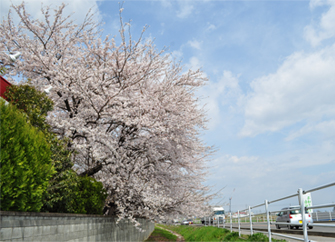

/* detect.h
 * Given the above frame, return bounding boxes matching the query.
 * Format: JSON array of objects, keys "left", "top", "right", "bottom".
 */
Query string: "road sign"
[{"left": 303, "top": 192, "right": 313, "bottom": 213}]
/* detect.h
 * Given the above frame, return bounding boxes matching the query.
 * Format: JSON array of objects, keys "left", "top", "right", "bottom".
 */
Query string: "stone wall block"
[
  {"left": 0, "top": 227, "right": 12, "bottom": 241},
  {"left": 22, "top": 226, "right": 34, "bottom": 238},
  {"left": 34, "top": 226, "right": 43, "bottom": 236},
  {"left": 42, "top": 225, "right": 51, "bottom": 235},
  {"left": 48, "top": 225, "right": 58, "bottom": 235},
  {"left": 0, "top": 219, "right": 12, "bottom": 228},
  {"left": 11, "top": 227, "right": 24, "bottom": 239}
]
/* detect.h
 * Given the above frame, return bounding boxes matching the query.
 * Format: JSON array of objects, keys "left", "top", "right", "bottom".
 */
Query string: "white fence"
[{"left": 205, "top": 181, "right": 335, "bottom": 242}]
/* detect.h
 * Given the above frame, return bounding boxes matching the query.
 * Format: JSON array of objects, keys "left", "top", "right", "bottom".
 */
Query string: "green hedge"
[
  {"left": 41, "top": 172, "right": 107, "bottom": 214},
  {"left": 3, "top": 84, "right": 107, "bottom": 214},
  {"left": 0, "top": 100, "right": 55, "bottom": 212}
]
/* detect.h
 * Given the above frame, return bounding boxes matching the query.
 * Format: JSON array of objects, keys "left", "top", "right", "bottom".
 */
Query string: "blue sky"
[{"left": 2, "top": 0, "right": 335, "bottom": 213}]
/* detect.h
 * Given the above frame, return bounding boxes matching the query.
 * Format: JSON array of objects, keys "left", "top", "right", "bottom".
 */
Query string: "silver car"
[
  {"left": 180, "top": 219, "right": 193, "bottom": 225},
  {"left": 276, "top": 206, "right": 313, "bottom": 230}
]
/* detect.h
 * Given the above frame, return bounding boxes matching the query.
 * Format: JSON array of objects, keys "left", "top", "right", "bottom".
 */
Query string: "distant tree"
[
  {"left": 0, "top": 100, "right": 55, "bottom": 212},
  {"left": 1, "top": 3, "right": 214, "bottom": 222}
]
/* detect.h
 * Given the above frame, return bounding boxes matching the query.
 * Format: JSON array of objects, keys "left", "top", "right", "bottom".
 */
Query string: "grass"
[
  {"left": 145, "top": 226, "right": 178, "bottom": 241},
  {"left": 158, "top": 224, "right": 286, "bottom": 242}
]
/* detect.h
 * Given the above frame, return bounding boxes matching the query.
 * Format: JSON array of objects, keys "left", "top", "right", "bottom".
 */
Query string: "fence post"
[
  {"left": 249, "top": 206, "right": 253, "bottom": 235},
  {"left": 238, "top": 210, "right": 241, "bottom": 237},
  {"left": 265, "top": 200, "right": 272, "bottom": 242},
  {"left": 224, "top": 216, "right": 225, "bottom": 228},
  {"left": 230, "top": 212, "right": 232, "bottom": 232},
  {"left": 298, "top": 188, "right": 308, "bottom": 242}
]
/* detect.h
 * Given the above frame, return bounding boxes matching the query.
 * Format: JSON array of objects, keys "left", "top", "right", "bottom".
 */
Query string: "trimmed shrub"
[
  {"left": 41, "top": 173, "right": 107, "bottom": 214},
  {"left": 0, "top": 100, "right": 55, "bottom": 212},
  {"left": 4, "top": 84, "right": 107, "bottom": 214}
]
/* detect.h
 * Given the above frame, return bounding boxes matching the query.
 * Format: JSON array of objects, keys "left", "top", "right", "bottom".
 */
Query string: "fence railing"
[
  {"left": 205, "top": 181, "right": 335, "bottom": 242},
  {"left": 312, "top": 211, "right": 335, "bottom": 221}
]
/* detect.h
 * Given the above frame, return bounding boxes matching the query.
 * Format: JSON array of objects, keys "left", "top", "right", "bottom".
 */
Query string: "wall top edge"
[{"left": 0, "top": 210, "right": 110, "bottom": 218}]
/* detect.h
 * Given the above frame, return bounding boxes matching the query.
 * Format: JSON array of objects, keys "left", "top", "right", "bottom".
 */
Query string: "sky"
[{"left": 1, "top": 0, "right": 335, "bottom": 213}]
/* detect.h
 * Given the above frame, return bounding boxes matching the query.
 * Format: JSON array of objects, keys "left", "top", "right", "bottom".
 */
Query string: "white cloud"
[
  {"left": 208, "top": 150, "right": 335, "bottom": 210},
  {"left": 170, "top": 50, "right": 183, "bottom": 60},
  {"left": 304, "top": 0, "right": 335, "bottom": 46},
  {"left": 176, "top": 2, "right": 194, "bottom": 19},
  {"left": 187, "top": 39, "right": 202, "bottom": 50},
  {"left": 240, "top": 44, "right": 335, "bottom": 137},
  {"left": 198, "top": 70, "right": 242, "bottom": 129},
  {"left": 207, "top": 23, "right": 216, "bottom": 31},
  {"left": 286, "top": 120, "right": 335, "bottom": 141},
  {"left": 160, "top": 0, "right": 172, "bottom": 8},
  {"left": 209, "top": 154, "right": 261, "bottom": 180},
  {"left": 186, "top": 56, "right": 202, "bottom": 71},
  {"left": 227, "top": 155, "right": 258, "bottom": 164},
  {"left": 1, "top": 0, "right": 102, "bottom": 26}
]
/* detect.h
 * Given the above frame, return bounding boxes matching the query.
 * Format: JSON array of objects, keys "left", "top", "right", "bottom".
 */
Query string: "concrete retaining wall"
[{"left": 0, "top": 211, "right": 154, "bottom": 242}]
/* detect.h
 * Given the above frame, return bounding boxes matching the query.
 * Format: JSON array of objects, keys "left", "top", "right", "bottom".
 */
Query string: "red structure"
[{"left": 0, "top": 75, "right": 12, "bottom": 100}]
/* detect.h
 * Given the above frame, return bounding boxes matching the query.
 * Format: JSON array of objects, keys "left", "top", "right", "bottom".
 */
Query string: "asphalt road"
[
  {"left": 231, "top": 222, "right": 335, "bottom": 234},
  {"left": 198, "top": 222, "right": 335, "bottom": 238}
]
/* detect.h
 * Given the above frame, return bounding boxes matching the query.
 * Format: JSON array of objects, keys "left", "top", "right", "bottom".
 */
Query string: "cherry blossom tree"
[{"left": 0, "top": 2, "right": 214, "bottom": 222}]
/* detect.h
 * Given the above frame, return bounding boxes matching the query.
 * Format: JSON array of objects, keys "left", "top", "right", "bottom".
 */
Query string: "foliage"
[
  {"left": 0, "top": 100, "right": 55, "bottom": 212},
  {"left": 145, "top": 226, "right": 178, "bottom": 242},
  {"left": 0, "top": 3, "right": 214, "bottom": 221},
  {"left": 224, "top": 231, "right": 241, "bottom": 241},
  {"left": 163, "top": 225, "right": 230, "bottom": 242},
  {"left": 0, "top": 66, "right": 5, "bottom": 75},
  {"left": 248, "top": 232, "right": 286, "bottom": 242},
  {"left": 41, "top": 173, "right": 107, "bottom": 214},
  {"left": 4, "top": 83, "right": 53, "bottom": 131},
  {"left": 4, "top": 84, "right": 107, "bottom": 214},
  {"left": 4, "top": 84, "right": 73, "bottom": 169},
  {"left": 161, "top": 225, "right": 286, "bottom": 242}
]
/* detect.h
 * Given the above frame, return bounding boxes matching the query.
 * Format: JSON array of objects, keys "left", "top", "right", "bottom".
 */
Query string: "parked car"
[
  {"left": 181, "top": 219, "right": 193, "bottom": 225},
  {"left": 276, "top": 206, "right": 313, "bottom": 229}
]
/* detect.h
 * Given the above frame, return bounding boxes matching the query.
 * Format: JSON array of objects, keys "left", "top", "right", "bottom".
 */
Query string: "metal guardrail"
[
  {"left": 312, "top": 211, "right": 335, "bottom": 221},
  {"left": 206, "top": 181, "right": 335, "bottom": 242}
]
